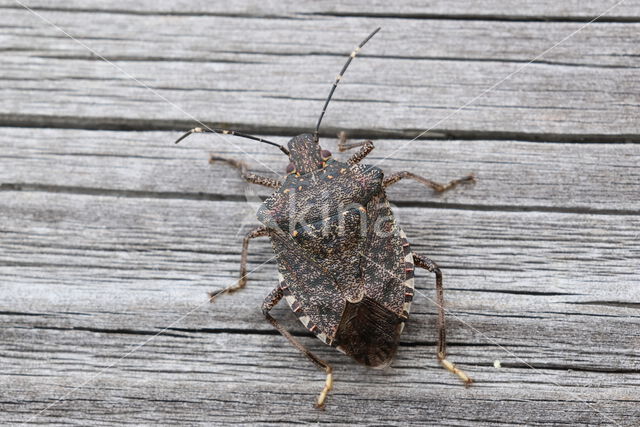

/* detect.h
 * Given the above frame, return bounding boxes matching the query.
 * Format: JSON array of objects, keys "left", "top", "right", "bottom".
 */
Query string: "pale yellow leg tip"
[
  {"left": 314, "top": 371, "right": 333, "bottom": 410},
  {"left": 440, "top": 357, "right": 473, "bottom": 386}
]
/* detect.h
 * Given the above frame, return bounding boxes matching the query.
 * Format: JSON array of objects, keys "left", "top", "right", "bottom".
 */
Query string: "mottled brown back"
[
  {"left": 257, "top": 159, "right": 411, "bottom": 366},
  {"left": 334, "top": 296, "right": 403, "bottom": 367}
]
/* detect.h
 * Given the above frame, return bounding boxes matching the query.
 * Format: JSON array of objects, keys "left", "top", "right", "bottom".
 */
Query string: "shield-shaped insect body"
[
  {"left": 176, "top": 28, "right": 474, "bottom": 409},
  {"left": 258, "top": 136, "right": 411, "bottom": 368}
]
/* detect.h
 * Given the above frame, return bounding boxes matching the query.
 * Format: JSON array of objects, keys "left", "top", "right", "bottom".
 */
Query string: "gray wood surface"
[
  {"left": 2, "top": 4, "right": 640, "bottom": 138},
  {"left": 1, "top": 1, "right": 639, "bottom": 426}
]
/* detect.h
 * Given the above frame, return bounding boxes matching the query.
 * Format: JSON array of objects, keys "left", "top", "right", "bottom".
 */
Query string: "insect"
[{"left": 176, "top": 28, "right": 474, "bottom": 409}]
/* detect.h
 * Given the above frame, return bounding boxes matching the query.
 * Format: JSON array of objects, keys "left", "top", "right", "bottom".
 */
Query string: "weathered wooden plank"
[
  {"left": 1, "top": 1, "right": 639, "bottom": 424},
  {"left": 2, "top": 330, "right": 638, "bottom": 425},
  {"left": 3, "top": 0, "right": 640, "bottom": 20},
  {"left": 3, "top": 9, "right": 640, "bottom": 67},
  {"left": 1, "top": 191, "right": 638, "bottom": 356},
  {"left": 3, "top": 189, "right": 639, "bottom": 298},
  {"left": 3, "top": 329, "right": 638, "bottom": 425},
  {"left": 1, "top": 191, "right": 639, "bottom": 424},
  {"left": 2, "top": 190, "right": 639, "bottom": 338},
  {"left": 1, "top": 11, "right": 639, "bottom": 137},
  {"left": 1, "top": 128, "right": 638, "bottom": 212}
]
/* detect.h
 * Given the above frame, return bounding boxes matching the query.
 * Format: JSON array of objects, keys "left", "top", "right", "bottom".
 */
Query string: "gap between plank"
[
  {"left": 2, "top": 182, "right": 639, "bottom": 216},
  {"left": 1, "top": 5, "right": 639, "bottom": 23},
  {"left": 1, "top": 115, "right": 640, "bottom": 143}
]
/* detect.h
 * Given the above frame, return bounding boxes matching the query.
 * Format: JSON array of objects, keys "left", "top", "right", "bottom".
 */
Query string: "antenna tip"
[
  {"left": 174, "top": 127, "right": 207, "bottom": 144},
  {"left": 174, "top": 133, "right": 188, "bottom": 144}
]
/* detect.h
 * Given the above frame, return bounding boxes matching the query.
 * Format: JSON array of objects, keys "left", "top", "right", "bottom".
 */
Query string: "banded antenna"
[
  {"left": 313, "top": 27, "right": 381, "bottom": 143},
  {"left": 175, "top": 127, "right": 290, "bottom": 155}
]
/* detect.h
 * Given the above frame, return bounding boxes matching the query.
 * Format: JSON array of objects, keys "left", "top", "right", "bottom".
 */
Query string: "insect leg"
[
  {"left": 262, "top": 287, "right": 334, "bottom": 409},
  {"left": 384, "top": 171, "right": 475, "bottom": 192},
  {"left": 337, "top": 132, "right": 375, "bottom": 165},
  {"left": 336, "top": 131, "right": 368, "bottom": 151},
  {"left": 209, "top": 155, "right": 281, "bottom": 188},
  {"left": 345, "top": 140, "right": 374, "bottom": 165},
  {"left": 208, "top": 226, "right": 270, "bottom": 301},
  {"left": 413, "top": 252, "right": 473, "bottom": 386}
]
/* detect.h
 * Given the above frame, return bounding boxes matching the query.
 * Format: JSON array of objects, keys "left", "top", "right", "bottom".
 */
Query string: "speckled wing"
[
  {"left": 361, "top": 191, "right": 414, "bottom": 319},
  {"left": 270, "top": 232, "right": 345, "bottom": 345},
  {"left": 331, "top": 189, "right": 414, "bottom": 367},
  {"left": 255, "top": 160, "right": 386, "bottom": 345}
]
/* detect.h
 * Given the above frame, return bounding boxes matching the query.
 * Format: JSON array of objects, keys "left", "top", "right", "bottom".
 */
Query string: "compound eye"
[
  {"left": 286, "top": 162, "right": 295, "bottom": 174},
  {"left": 321, "top": 150, "right": 332, "bottom": 160}
]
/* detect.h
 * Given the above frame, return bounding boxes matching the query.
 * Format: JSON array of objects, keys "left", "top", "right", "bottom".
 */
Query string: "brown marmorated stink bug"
[{"left": 175, "top": 28, "right": 475, "bottom": 409}]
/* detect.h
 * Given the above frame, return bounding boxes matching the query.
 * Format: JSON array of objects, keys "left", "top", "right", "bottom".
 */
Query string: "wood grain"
[
  {"left": 1, "top": 8, "right": 640, "bottom": 137},
  {"left": 1, "top": 128, "right": 639, "bottom": 212},
  {"left": 1, "top": 190, "right": 639, "bottom": 424},
  {"left": 1, "top": 1, "right": 639, "bottom": 425},
  {"left": 3, "top": 0, "right": 640, "bottom": 19}
]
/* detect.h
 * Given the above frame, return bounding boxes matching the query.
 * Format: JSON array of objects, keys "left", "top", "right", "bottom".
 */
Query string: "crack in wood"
[
  {"left": 24, "top": 325, "right": 190, "bottom": 338},
  {"left": 2, "top": 114, "right": 640, "bottom": 143},
  {"left": 0, "top": 5, "right": 304, "bottom": 20},
  {"left": 4, "top": 4, "right": 640, "bottom": 23},
  {"left": 500, "top": 362, "right": 640, "bottom": 374},
  {"left": 448, "top": 288, "right": 581, "bottom": 296},
  {"left": 2, "top": 182, "right": 639, "bottom": 216},
  {"left": 310, "top": 12, "right": 640, "bottom": 24},
  {"left": 567, "top": 301, "right": 640, "bottom": 309}
]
